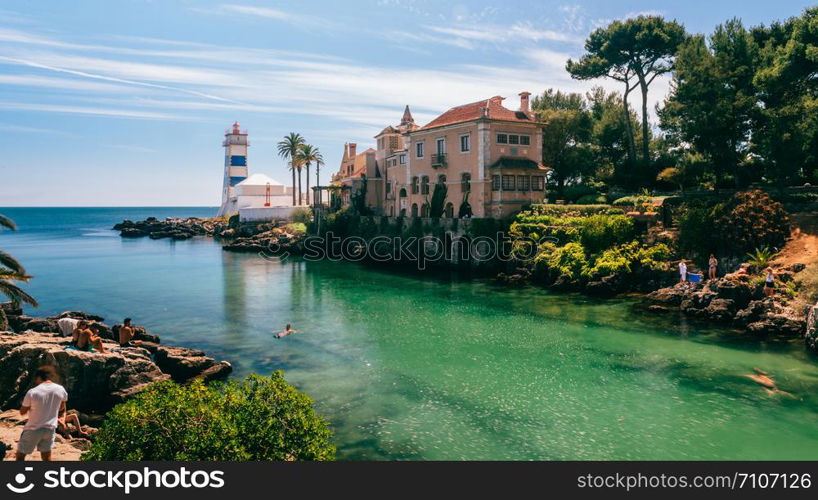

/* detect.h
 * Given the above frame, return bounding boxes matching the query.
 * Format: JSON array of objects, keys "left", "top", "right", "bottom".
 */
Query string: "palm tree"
[
  {"left": 0, "top": 214, "right": 37, "bottom": 330},
  {"left": 296, "top": 144, "right": 323, "bottom": 207},
  {"left": 277, "top": 133, "right": 306, "bottom": 206}
]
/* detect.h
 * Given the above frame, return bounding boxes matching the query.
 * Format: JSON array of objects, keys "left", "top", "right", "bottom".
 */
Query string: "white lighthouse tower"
[{"left": 217, "top": 121, "right": 249, "bottom": 216}]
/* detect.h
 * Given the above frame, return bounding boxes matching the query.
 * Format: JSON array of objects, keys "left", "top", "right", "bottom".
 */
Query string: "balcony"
[{"left": 431, "top": 153, "right": 447, "bottom": 168}]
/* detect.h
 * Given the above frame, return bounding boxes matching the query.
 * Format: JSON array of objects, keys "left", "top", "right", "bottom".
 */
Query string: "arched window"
[
  {"left": 399, "top": 188, "right": 407, "bottom": 198},
  {"left": 461, "top": 172, "right": 471, "bottom": 192},
  {"left": 411, "top": 177, "right": 419, "bottom": 194},
  {"left": 400, "top": 208, "right": 406, "bottom": 217},
  {"left": 421, "top": 203, "right": 430, "bottom": 218},
  {"left": 444, "top": 202, "right": 454, "bottom": 218},
  {"left": 421, "top": 176, "right": 430, "bottom": 195},
  {"left": 411, "top": 203, "right": 418, "bottom": 218},
  {"left": 438, "top": 174, "right": 447, "bottom": 185}
]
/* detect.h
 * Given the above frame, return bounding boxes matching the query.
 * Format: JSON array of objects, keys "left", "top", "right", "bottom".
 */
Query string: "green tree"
[
  {"left": 753, "top": 7, "right": 818, "bottom": 186},
  {"left": 0, "top": 214, "right": 38, "bottom": 330},
  {"left": 296, "top": 144, "right": 323, "bottom": 207},
  {"left": 661, "top": 20, "right": 758, "bottom": 187},
  {"left": 586, "top": 87, "right": 639, "bottom": 187},
  {"left": 429, "top": 179, "right": 448, "bottom": 218},
  {"left": 532, "top": 89, "right": 594, "bottom": 196},
  {"left": 277, "top": 133, "right": 306, "bottom": 206},
  {"left": 84, "top": 372, "right": 335, "bottom": 461},
  {"left": 567, "top": 16, "right": 687, "bottom": 166}
]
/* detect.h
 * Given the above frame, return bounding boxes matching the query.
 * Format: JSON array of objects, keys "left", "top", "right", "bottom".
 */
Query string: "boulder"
[
  {"left": 704, "top": 298, "right": 737, "bottom": 322},
  {"left": 646, "top": 287, "right": 686, "bottom": 306},
  {"left": 0, "top": 333, "right": 169, "bottom": 413},
  {"left": 120, "top": 228, "right": 146, "bottom": 238},
  {"left": 153, "top": 346, "right": 232, "bottom": 383}
]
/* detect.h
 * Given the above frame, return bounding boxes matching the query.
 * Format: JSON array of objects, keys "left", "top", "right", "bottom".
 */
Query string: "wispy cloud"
[
  {"left": 202, "top": 4, "right": 339, "bottom": 30},
  {"left": 0, "top": 101, "right": 186, "bottom": 120}
]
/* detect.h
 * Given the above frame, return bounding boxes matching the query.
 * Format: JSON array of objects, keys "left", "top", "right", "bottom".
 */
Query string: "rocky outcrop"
[
  {"left": 221, "top": 228, "right": 305, "bottom": 255},
  {"left": 0, "top": 333, "right": 168, "bottom": 412},
  {"left": 807, "top": 305, "right": 818, "bottom": 353},
  {"left": 646, "top": 275, "right": 807, "bottom": 337},
  {"left": 113, "top": 217, "right": 225, "bottom": 240},
  {"left": 0, "top": 307, "right": 233, "bottom": 413}
]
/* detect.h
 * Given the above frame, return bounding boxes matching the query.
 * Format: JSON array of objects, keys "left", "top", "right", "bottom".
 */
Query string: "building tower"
[{"left": 217, "top": 121, "right": 249, "bottom": 216}]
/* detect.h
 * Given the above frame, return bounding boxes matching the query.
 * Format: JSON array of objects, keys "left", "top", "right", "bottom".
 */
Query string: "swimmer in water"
[
  {"left": 275, "top": 323, "right": 298, "bottom": 339},
  {"left": 746, "top": 368, "right": 794, "bottom": 397}
]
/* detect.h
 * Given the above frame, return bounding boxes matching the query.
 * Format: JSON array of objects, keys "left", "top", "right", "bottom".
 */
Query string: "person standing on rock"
[
  {"left": 678, "top": 260, "right": 687, "bottom": 285},
  {"left": 15, "top": 366, "right": 68, "bottom": 461},
  {"left": 764, "top": 268, "right": 776, "bottom": 297},
  {"left": 708, "top": 254, "right": 718, "bottom": 280}
]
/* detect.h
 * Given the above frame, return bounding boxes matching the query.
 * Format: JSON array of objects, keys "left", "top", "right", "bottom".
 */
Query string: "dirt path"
[{"left": 775, "top": 213, "right": 818, "bottom": 268}]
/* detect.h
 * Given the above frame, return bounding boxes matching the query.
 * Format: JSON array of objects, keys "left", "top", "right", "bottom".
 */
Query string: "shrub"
[
  {"left": 534, "top": 242, "right": 588, "bottom": 280},
  {"left": 525, "top": 204, "right": 612, "bottom": 217},
  {"left": 282, "top": 222, "right": 307, "bottom": 235},
  {"left": 578, "top": 215, "right": 635, "bottom": 254},
  {"left": 612, "top": 195, "right": 653, "bottom": 207},
  {"left": 583, "top": 241, "right": 672, "bottom": 278},
  {"left": 291, "top": 208, "right": 313, "bottom": 224},
  {"left": 576, "top": 193, "right": 608, "bottom": 204},
  {"left": 745, "top": 247, "right": 778, "bottom": 269},
  {"left": 679, "top": 190, "right": 790, "bottom": 257},
  {"left": 83, "top": 372, "right": 335, "bottom": 461},
  {"left": 562, "top": 184, "right": 598, "bottom": 202}
]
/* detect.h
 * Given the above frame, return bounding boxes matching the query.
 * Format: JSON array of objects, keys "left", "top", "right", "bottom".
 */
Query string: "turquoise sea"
[{"left": 2, "top": 207, "right": 818, "bottom": 460}]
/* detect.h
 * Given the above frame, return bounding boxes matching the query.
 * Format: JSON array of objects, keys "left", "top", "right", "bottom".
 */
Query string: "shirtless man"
[
  {"left": 275, "top": 324, "right": 298, "bottom": 339},
  {"left": 118, "top": 317, "right": 139, "bottom": 348},
  {"left": 76, "top": 323, "right": 106, "bottom": 353}
]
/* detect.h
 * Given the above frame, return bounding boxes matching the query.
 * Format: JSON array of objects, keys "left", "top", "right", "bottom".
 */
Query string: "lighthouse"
[{"left": 217, "top": 121, "right": 249, "bottom": 216}]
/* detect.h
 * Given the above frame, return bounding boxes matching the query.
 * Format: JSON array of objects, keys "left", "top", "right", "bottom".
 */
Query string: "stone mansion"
[{"left": 331, "top": 92, "right": 548, "bottom": 218}]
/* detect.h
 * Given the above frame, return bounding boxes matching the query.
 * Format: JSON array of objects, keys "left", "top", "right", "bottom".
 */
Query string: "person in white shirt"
[
  {"left": 678, "top": 260, "right": 688, "bottom": 284},
  {"left": 15, "top": 366, "right": 68, "bottom": 461}
]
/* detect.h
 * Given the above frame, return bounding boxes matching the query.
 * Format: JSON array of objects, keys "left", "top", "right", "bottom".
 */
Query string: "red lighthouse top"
[{"left": 232, "top": 121, "right": 241, "bottom": 134}]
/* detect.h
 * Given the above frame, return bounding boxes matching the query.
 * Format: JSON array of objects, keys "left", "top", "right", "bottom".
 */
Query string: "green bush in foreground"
[{"left": 83, "top": 372, "right": 335, "bottom": 461}]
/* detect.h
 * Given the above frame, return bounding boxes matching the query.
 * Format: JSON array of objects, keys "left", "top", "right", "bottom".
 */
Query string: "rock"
[
  {"left": 120, "top": 228, "right": 146, "bottom": 238},
  {"left": 1, "top": 302, "right": 22, "bottom": 316},
  {"left": 0, "top": 332, "right": 169, "bottom": 413},
  {"left": 153, "top": 346, "right": 232, "bottom": 383},
  {"left": 714, "top": 279, "right": 754, "bottom": 308},
  {"left": 785, "top": 263, "right": 806, "bottom": 273},
  {"left": 704, "top": 298, "right": 736, "bottom": 322},
  {"left": 646, "top": 287, "right": 686, "bottom": 306},
  {"left": 191, "top": 361, "right": 233, "bottom": 383},
  {"left": 55, "top": 311, "right": 105, "bottom": 322}
]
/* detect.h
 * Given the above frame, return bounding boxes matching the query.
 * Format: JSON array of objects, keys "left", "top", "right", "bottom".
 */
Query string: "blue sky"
[{"left": 0, "top": 0, "right": 813, "bottom": 206}]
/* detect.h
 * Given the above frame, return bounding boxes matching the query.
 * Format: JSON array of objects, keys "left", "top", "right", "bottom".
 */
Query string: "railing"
[{"left": 431, "top": 153, "right": 447, "bottom": 167}]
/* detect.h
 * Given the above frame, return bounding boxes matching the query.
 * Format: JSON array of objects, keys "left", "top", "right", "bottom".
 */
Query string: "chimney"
[
  {"left": 348, "top": 143, "right": 357, "bottom": 159},
  {"left": 518, "top": 92, "right": 531, "bottom": 113}
]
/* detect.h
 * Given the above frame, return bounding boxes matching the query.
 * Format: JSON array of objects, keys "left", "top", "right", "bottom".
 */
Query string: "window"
[
  {"left": 416, "top": 142, "right": 424, "bottom": 158},
  {"left": 460, "top": 134, "right": 470, "bottom": 152},
  {"left": 492, "top": 175, "right": 501, "bottom": 191},
  {"left": 508, "top": 134, "right": 519, "bottom": 145},
  {"left": 421, "top": 176, "right": 430, "bottom": 195},
  {"left": 438, "top": 174, "right": 447, "bottom": 184},
  {"left": 399, "top": 154, "right": 406, "bottom": 165},
  {"left": 436, "top": 138, "right": 446, "bottom": 155},
  {"left": 386, "top": 182, "right": 392, "bottom": 193},
  {"left": 532, "top": 176, "right": 545, "bottom": 191},
  {"left": 502, "top": 175, "right": 515, "bottom": 191},
  {"left": 520, "top": 135, "right": 531, "bottom": 146},
  {"left": 496, "top": 133, "right": 508, "bottom": 144},
  {"left": 517, "top": 175, "right": 530, "bottom": 191},
  {"left": 411, "top": 176, "right": 419, "bottom": 194},
  {"left": 461, "top": 172, "right": 471, "bottom": 192},
  {"left": 389, "top": 136, "right": 399, "bottom": 150}
]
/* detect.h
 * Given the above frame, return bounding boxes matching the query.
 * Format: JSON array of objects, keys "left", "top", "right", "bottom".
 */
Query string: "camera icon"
[{"left": 6, "top": 467, "right": 34, "bottom": 494}]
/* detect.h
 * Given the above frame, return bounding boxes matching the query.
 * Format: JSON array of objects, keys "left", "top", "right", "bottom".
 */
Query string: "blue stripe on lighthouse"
[
  {"left": 230, "top": 155, "right": 247, "bottom": 166},
  {"left": 229, "top": 176, "right": 246, "bottom": 186}
]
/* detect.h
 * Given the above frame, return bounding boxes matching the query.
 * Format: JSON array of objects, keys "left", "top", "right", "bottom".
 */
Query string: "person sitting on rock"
[
  {"left": 15, "top": 366, "right": 68, "bottom": 462},
  {"left": 118, "top": 317, "right": 140, "bottom": 348},
  {"left": 57, "top": 409, "right": 89, "bottom": 439},
  {"left": 69, "top": 320, "right": 88, "bottom": 347},
  {"left": 76, "top": 323, "right": 106, "bottom": 353}
]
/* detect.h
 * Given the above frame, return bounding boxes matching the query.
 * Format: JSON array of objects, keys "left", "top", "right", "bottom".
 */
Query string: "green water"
[{"left": 3, "top": 207, "right": 818, "bottom": 460}]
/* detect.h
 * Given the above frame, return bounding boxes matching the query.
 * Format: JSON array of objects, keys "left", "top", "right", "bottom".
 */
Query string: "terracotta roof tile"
[{"left": 421, "top": 96, "right": 535, "bottom": 129}]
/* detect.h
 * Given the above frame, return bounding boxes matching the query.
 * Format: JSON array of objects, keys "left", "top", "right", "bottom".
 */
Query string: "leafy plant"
[
  {"left": 83, "top": 372, "right": 335, "bottom": 461},
  {"left": 745, "top": 246, "right": 778, "bottom": 269},
  {"left": 0, "top": 214, "right": 37, "bottom": 329}
]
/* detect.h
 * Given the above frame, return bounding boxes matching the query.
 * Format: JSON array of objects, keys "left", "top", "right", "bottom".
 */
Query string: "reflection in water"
[{"left": 4, "top": 207, "right": 818, "bottom": 460}]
